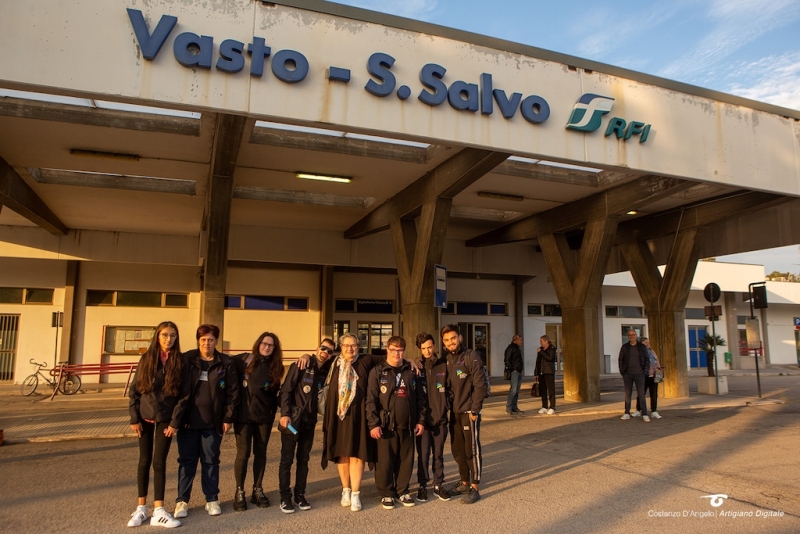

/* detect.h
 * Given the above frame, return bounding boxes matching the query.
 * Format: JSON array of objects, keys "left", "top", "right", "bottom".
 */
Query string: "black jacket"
[
  {"left": 618, "top": 342, "right": 650, "bottom": 376},
  {"left": 445, "top": 345, "right": 488, "bottom": 414},
  {"left": 504, "top": 342, "right": 523, "bottom": 373},
  {"left": 366, "top": 360, "right": 426, "bottom": 433},
  {"left": 232, "top": 353, "right": 280, "bottom": 425},
  {"left": 280, "top": 355, "right": 332, "bottom": 428},
  {"left": 128, "top": 353, "right": 183, "bottom": 427},
  {"left": 419, "top": 354, "right": 448, "bottom": 427},
  {"left": 535, "top": 346, "right": 557, "bottom": 375},
  {"left": 175, "top": 349, "right": 240, "bottom": 435}
]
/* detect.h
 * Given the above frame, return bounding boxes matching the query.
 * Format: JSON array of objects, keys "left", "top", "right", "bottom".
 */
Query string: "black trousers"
[
  {"left": 539, "top": 373, "right": 556, "bottom": 410},
  {"left": 278, "top": 425, "right": 315, "bottom": 500},
  {"left": 234, "top": 421, "right": 272, "bottom": 489},
  {"left": 375, "top": 428, "right": 415, "bottom": 498},
  {"left": 416, "top": 422, "right": 447, "bottom": 488},
  {"left": 623, "top": 373, "right": 647, "bottom": 416},
  {"left": 136, "top": 421, "right": 173, "bottom": 501},
  {"left": 449, "top": 412, "right": 482, "bottom": 485},
  {"left": 636, "top": 376, "right": 658, "bottom": 412}
]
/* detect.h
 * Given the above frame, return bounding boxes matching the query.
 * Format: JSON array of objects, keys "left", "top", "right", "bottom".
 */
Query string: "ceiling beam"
[
  {"left": 466, "top": 175, "right": 691, "bottom": 247},
  {"left": 344, "top": 148, "right": 511, "bottom": 239},
  {"left": 0, "top": 157, "right": 68, "bottom": 235},
  {"left": 250, "top": 125, "right": 447, "bottom": 164},
  {"left": 614, "top": 191, "right": 791, "bottom": 245},
  {"left": 491, "top": 159, "right": 604, "bottom": 187},
  {"left": 28, "top": 168, "right": 196, "bottom": 195},
  {"left": 0, "top": 97, "right": 201, "bottom": 136}
]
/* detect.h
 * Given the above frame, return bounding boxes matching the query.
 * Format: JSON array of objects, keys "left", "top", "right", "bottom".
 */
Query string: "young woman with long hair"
[
  {"left": 127, "top": 321, "right": 184, "bottom": 528},
  {"left": 232, "top": 332, "right": 284, "bottom": 511}
]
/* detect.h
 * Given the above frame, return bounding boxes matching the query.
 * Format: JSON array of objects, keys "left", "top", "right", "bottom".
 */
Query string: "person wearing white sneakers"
[
  {"left": 636, "top": 338, "right": 662, "bottom": 420},
  {"left": 128, "top": 321, "right": 184, "bottom": 528},
  {"left": 535, "top": 336, "right": 557, "bottom": 416},
  {"left": 618, "top": 330, "right": 650, "bottom": 422}
]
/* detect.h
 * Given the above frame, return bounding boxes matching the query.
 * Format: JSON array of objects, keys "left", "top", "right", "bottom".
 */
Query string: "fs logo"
[
  {"left": 566, "top": 94, "right": 614, "bottom": 132},
  {"left": 566, "top": 93, "right": 652, "bottom": 143}
]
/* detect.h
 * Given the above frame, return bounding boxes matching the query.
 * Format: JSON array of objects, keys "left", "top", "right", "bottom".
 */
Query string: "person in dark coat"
[
  {"left": 173, "top": 324, "right": 239, "bottom": 519},
  {"left": 535, "top": 335, "right": 557, "bottom": 414},
  {"left": 127, "top": 321, "right": 184, "bottom": 528},
  {"left": 504, "top": 334, "right": 524, "bottom": 415},
  {"left": 618, "top": 329, "right": 651, "bottom": 422},
  {"left": 231, "top": 332, "right": 284, "bottom": 511}
]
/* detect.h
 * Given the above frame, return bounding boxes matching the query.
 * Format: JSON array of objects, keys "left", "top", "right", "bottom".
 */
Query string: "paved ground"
[{"left": 0, "top": 367, "right": 798, "bottom": 533}]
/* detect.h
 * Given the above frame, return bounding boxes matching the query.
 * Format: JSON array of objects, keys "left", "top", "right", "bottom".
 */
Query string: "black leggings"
[
  {"left": 137, "top": 421, "right": 173, "bottom": 501},
  {"left": 234, "top": 421, "right": 272, "bottom": 489},
  {"left": 539, "top": 373, "right": 556, "bottom": 410}
]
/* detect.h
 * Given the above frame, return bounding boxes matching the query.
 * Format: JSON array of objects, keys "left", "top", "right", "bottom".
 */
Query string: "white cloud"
[
  {"left": 331, "top": 0, "right": 438, "bottom": 21},
  {"left": 725, "top": 51, "right": 800, "bottom": 111},
  {"left": 660, "top": 0, "right": 800, "bottom": 82}
]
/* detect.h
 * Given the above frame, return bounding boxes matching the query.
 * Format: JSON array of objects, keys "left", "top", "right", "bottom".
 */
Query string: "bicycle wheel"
[
  {"left": 21, "top": 374, "right": 39, "bottom": 396},
  {"left": 58, "top": 373, "right": 82, "bottom": 395}
]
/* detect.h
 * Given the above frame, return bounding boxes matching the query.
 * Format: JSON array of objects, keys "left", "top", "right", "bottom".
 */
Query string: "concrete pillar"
[
  {"left": 390, "top": 197, "right": 451, "bottom": 350},
  {"left": 320, "top": 266, "right": 334, "bottom": 340},
  {"left": 539, "top": 216, "right": 618, "bottom": 402},
  {"left": 620, "top": 229, "right": 701, "bottom": 398},
  {"left": 59, "top": 260, "right": 79, "bottom": 364}
]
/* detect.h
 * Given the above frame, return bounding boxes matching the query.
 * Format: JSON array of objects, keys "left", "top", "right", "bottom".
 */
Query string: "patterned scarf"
[{"left": 336, "top": 355, "right": 359, "bottom": 420}]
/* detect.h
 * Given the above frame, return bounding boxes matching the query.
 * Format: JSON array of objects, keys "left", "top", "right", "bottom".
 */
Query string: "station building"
[{"left": 1, "top": 0, "right": 799, "bottom": 400}]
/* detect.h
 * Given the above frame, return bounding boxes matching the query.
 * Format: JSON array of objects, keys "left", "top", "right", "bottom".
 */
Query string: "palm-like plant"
[{"left": 699, "top": 333, "right": 726, "bottom": 377}]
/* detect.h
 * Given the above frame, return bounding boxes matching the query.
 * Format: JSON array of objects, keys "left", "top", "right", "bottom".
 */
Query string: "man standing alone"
[
  {"left": 504, "top": 335, "right": 524, "bottom": 415},
  {"left": 618, "top": 330, "right": 650, "bottom": 422}
]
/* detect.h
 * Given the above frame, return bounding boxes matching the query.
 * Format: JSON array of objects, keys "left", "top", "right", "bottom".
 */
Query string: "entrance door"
[
  {"left": 795, "top": 330, "right": 800, "bottom": 366},
  {"left": 545, "top": 323, "right": 563, "bottom": 371},
  {"left": 0, "top": 314, "right": 20, "bottom": 381},
  {"left": 688, "top": 326, "right": 707, "bottom": 368},
  {"left": 458, "top": 322, "right": 490, "bottom": 371},
  {"left": 357, "top": 322, "right": 393, "bottom": 355}
]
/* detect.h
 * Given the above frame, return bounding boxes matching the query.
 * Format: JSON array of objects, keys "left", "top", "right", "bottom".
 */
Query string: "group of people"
[
  {"left": 503, "top": 334, "right": 557, "bottom": 415},
  {"left": 618, "top": 329, "right": 663, "bottom": 421},
  {"left": 127, "top": 322, "right": 490, "bottom": 528}
]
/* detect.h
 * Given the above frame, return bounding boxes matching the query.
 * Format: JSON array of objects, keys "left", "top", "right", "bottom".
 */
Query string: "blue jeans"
[
  {"left": 506, "top": 370, "right": 522, "bottom": 411},
  {"left": 177, "top": 428, "right": 222, "bottom": 503}
]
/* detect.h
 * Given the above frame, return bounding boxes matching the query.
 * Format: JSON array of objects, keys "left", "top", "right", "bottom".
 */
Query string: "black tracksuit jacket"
[
  {"left": 232, "top": 353, "right": 280, "bottom": 425},
  {"left": 445, "top": 345, "right": 488, "bottom": 414},
  {"left": 366, "top": 360, "right": 426, "bottom": 433},
  {"left": 175, "top": 349, "right": 240, "bottom": 435},
  {"left": 280, "top": 356, "right": 332, "bottom": 428},
  {"left": 128, "top": 353, "right": 183, "bottom": 427},
  {"left": 419, "top": 354, "right": 448, "bottom": 427}
]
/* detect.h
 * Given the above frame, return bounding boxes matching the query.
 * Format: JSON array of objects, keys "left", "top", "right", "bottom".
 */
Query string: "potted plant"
[{"left": 699, "top": 333, "right": 726, "bottom": 377}]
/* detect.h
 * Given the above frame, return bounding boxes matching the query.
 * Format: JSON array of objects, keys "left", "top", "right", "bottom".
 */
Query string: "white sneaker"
[
  {"left": 642, "top": 415, "right": 651, "bottom": 422},
  {"left": 127, "top": 506, "right": 148, "bottom": 527},
  {"left": 621, "top": 413, "right": 631, "bottom": 420},
  {"left": 651, "top": 411, "right": 662, "bottom": 419},
  {"left": 350, "top": 491, "right": 362, "bottom": 512},
  {"left": 150, "top": 508, "right": 180, "bottom": 528},
  {"left": 632, "top": 411, "right": 641, "bottom": 417},
  {"left": 340, "top": 487, "right": 351, "bottom": 507},
  {"left": 173, "top": 502, "right": 188, "bottom": 519},
  {"left": 546, "top": 408, "right": 555, "bottom": 415},
  {"left": 538, "top": 408, "right": 547, "bottom": 414},
  {"left": 205, "top": 501, "right": 222, "bottom": 516}
]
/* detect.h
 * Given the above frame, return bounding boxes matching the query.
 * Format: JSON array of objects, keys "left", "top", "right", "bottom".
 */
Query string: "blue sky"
[{"left": 330, "top": 0, "right": 800, "bottom": 273}]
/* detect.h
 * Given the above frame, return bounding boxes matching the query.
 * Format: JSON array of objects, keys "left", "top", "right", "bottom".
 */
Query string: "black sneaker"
[
  {"left": 449, "top": 482, "right": 470, "bottom": 496},
  {"left": 279, "top": 498, "right": 295, "bottom": 514},
  {"left": 415, "top": 487, "right": 428, "bottom": 502},
  {"left": 295, "top": 495, "right": 311, "bottom": 511},
  {"left": 381, "top": 497, "right": 395, "bottom": 509},
  {"left": 398, "top": 494, "right": 415, "bottom": 507},
  {"left": 461, "top": 487, "right": 480, "bottom": 504},
  {"left": 511, "top": 408, "right": 525, "bottom": 415},
  {"left": 233, "top": 487, "right": 247, "bottom": 511},
  {"left": 434, "top": 486, "right": 451, "bottom": 501},
  {"left": 251, "top": 487, "right": 270, "bottom": 508}
]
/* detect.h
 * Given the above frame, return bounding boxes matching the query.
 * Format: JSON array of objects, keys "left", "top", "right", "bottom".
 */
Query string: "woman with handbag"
[
  {"left": 535, "top": 336, "right": 557, "bottom": 415},
  {"left": 231, "top": 332, "right": 284, "bottom": 511},
  {"left": 637, "top": 338, "right": 662, "bottom": 419}
]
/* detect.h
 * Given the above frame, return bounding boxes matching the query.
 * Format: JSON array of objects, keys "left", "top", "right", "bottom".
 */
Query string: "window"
[
  {"left": 24, "top": 289, "right": 54, "bottom": 304},
  {"left": 489, "top": 303, "right": 507, "bottom": 316},
  {"left": 607, "top": 306, "right": 644, "bottom": 318},
  {"left": 334, "top": 299, "right": 394, "bottom": 314},
  {"left": 335, "top": 299, "right": 356, "bottom": 312},
  {"left": 0, "top": 288, "right": 24, "bottom": 304},
  {"left": 543, "top": 304, "right": 562, "bottom": 317},
  {"left": 87, "top": 290, "right": 189, "bottom": 308},
  {"left": 527, "top": 304, "right": 543, "bottom": 316},
  {"left": 686, "top": 308, "right": 707, "bottom": 320},
  {"left": 737, "top": 316, "right": 748, "bottom": 325},
  {"left": 606, "top": 306, "right": 618, "bottom": 317},
  {"left": 225, "top": 295, "right": 309, "bottom": 311},
  {"left": 103, "top": 326, "right": 156, "bottom": 355},
  {"left": 456, "top": 302, "right": 488, "bottom": 315},
  {"left": 0, "top": 287, "right": 55, "bottom": 304},
  {"left": 442, "top": 302, "right": 455, "bottom": 315}
]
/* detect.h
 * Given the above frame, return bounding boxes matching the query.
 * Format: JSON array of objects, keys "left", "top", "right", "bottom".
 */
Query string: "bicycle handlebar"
[{"left": 29, "top": 358, "right": 47, "bottom": 368}]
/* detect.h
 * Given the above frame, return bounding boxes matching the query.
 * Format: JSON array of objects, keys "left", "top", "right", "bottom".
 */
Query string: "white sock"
[
  {"left": 153, "top": 506, "right": 165, "bottom": 513},
  {"left": 352, "top": 491, "right": 360, "bottom": 495}
]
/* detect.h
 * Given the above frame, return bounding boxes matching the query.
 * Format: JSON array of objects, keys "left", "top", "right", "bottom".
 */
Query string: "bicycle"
[{"left": 20, "top": 359, "right": 82, "bottom": 396}]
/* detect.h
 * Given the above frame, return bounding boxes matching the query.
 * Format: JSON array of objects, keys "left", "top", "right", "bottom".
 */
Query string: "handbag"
[
  {"left": 503, "top": 368, "right": 511, "bottom": 380},
  {"left": 317, "top": 357, "right": 338, "bottom": 416},
  {"left": 530, "top": 376, "right": 540, "bottom": 397},
  {"left": 654, "top": 368, "right": 664, "bottom": 383}
]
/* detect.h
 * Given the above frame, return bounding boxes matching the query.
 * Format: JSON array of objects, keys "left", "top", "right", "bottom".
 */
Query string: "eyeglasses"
[
  {"left": 319, "top": 346, "right": 334, "bottom": 354},
  {"left": 159, "top": 333, "right": 177, "bottom": 339},
  {"left": 260, "top": 342, "right": 275, "bottom": 348},
  {"left": 388, "top": 347, "right": 405, "bottom": 354}
]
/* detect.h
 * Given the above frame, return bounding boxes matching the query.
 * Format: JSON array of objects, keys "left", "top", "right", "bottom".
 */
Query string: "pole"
[
  {"left": 53, "top": 322, "right": 59, "bottom": 369},
  {"left": 710, "top": 299, "right": 719, "bottom": 394},
  {"left": 748, "top": 282, "right": 762, "bottom": 399}
]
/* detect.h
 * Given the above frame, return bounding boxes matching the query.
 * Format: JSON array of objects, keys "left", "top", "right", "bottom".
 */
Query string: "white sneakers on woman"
[
  {"left": 350, "top": 491, "right": 362, "bottom": 512},
  {"left": 127, "top": 506, "right": 148, "bottom": 527},
  {"left": 150, "top": 508, "right": 181, "bottom": 528},
  {"left": 341, "top": 487, "right": 351, "bottom": 507}
]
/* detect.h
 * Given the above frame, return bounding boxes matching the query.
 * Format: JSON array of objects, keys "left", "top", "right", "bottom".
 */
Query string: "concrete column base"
[{"left": 697, "top": 375, "right": 728, "bottom": 395}]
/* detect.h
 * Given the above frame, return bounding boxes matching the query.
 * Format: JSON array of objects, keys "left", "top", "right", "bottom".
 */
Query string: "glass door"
[
  {"left": 688, "top": 325, "right": 707, "bottom": 368},
  {"left": 545, "top": 323, "right": 563, "bottom": 371},
  {"left": 357, "top": 322, "right": 393, "bottom": 355}
]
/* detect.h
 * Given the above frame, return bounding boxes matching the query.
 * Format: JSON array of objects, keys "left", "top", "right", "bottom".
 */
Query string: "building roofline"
[{"left": 275, "top": 0, "right": 800, "bottom": 120}]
